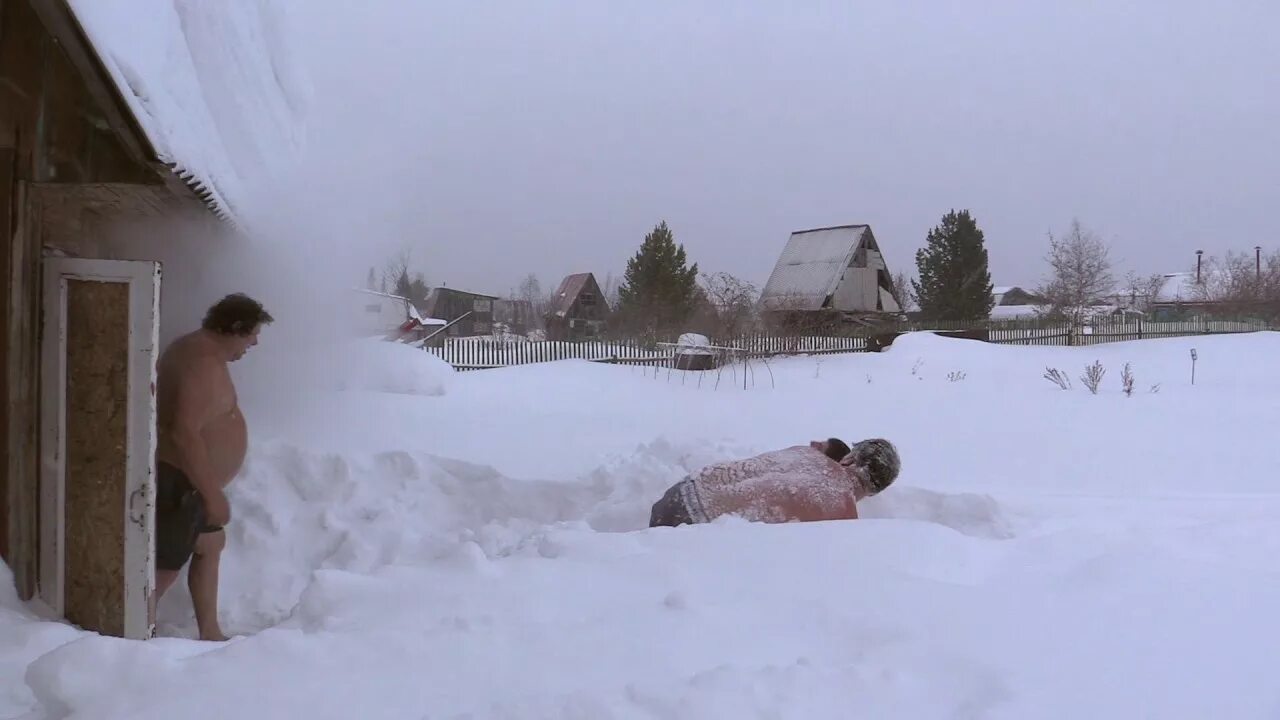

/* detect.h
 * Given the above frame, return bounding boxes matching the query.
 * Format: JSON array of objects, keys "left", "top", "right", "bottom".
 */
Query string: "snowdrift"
[
  {"left": 5, "top": 331, "right": 1280, "bottom": 719},
  {"left": 235, "top": 338, "right": 453, "bottom": 398}
]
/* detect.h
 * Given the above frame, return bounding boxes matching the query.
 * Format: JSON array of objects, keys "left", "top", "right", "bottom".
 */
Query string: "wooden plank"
[
  {"left": 0, "top": 145, "right": 10, "bottom": 564},
  {"left": 7, "top": 179, "right": 37, "bottom": 600},
  {"left": 25, "top": 0, "right": 156, "bottom": 169}
]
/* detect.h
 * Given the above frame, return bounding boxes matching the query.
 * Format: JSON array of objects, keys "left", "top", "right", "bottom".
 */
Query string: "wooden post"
[
  {"left": 7, "top": 181, "right": 39, "bottom": 600},
  {"left": 0, "top": 147, "right": 12, "bottom": 565}
]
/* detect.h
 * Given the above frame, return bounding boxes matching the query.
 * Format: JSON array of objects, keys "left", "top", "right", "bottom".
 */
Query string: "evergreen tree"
[
  {"left": 616, "top": 220, "right": 700, "bottom": 335},
  {"left": 408, "top": 273, "right": 430, "bottom": 305},
  {"left": 366, "top": 267, "right": 376, "bottom": 290},
  {"left": 911, "top": 209, "right": 995, "bottom": 321},
  {"left": 394, "top": 267, "right": 413, "bottom": 299}
]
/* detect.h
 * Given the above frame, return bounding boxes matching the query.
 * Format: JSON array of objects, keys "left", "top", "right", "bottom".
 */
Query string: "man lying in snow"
[{"left": 648, "top": 438, "right": 900, "bottom": 527}]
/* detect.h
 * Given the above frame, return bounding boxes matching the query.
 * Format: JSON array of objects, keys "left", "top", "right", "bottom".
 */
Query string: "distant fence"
[{"left": 425, "top": 316, "right": 1275, "bottom": 371}]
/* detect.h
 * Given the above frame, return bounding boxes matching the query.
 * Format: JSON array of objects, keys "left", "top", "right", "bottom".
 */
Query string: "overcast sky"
[{"left": 291, "top": 1, "right": 1278, "bottom": 297}]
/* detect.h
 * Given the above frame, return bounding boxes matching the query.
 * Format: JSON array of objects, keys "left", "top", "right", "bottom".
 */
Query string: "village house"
[
  {"left": 989, "top": 285, "right": 1043, "bottom": 320},
  {"left": 545, "top": 272, "right": 609, "bottom": 341},
  {"left": 2, "top": 0, "right": 302, "bottom": 639},
  {"left": 422, "top": 286, "right": 499, "bottom": 337},
  {"left": 758, "top": 224, "right": 902, "bottom": 330},
  {"left": 351, "top": 287, "right": 446, "bottom": 343}
]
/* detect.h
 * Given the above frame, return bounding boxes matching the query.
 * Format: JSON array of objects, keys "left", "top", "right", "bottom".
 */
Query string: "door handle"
[{"left": 128, "top": 487, "right": 150, "bottom": 529}]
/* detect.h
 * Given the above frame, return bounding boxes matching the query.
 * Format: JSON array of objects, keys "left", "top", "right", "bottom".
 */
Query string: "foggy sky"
[{"left": 290, "top": 1, "right": 1279, "bottom": 298}]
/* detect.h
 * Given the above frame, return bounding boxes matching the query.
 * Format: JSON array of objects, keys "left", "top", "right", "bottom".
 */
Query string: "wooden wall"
[{"left": 0, "top": 0, "right": 200, "bottom": 600}]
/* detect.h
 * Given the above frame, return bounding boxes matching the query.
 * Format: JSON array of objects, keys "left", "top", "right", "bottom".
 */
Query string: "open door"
[{"left": 39, "top": 257, "right": 161, "bottom": 639}]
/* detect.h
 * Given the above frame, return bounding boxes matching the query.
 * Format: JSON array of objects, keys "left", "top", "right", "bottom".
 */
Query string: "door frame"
[{"left": 39, "top": 257, "right": 161, "bottom": 639}]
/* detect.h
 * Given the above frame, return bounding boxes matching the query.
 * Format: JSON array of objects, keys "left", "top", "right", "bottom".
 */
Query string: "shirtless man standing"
[{"left": 154, "top": 293, "right": 272, "bottom": 640}]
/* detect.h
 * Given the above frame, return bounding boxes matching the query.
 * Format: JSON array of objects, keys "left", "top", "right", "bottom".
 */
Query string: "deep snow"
[{"left": 4, "top": 332, "right": 1280, "bottom": 719}]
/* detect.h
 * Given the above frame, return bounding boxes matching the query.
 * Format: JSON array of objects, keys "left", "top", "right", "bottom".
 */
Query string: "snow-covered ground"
[{"left": 5, "top": 332, "right": 1280, "bottom": 719}]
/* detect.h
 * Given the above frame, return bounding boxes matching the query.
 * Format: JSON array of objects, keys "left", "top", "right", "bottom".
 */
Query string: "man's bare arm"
[{"left": 170, "top": 357, "right": 231, "bottom": 525}]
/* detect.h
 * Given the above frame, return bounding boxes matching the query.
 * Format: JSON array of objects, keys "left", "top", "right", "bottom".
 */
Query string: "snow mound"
[
  {"left": 860, "top": 487, "right": 1016, "bottom": 539},
  {"left": 236, "top": 339, "right": 452, "bottom": 398},
  {"left": 151, "top": 437, "right": 1013, "bottom": 637},
  {"left": 320, "top": 340, "right": 453, "bottom": 396}
]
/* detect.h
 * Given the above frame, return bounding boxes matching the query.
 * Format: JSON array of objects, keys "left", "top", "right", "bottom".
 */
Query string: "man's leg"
[
  {"left": 189, "top": 529, "right": 228, "bottom": 641},
  {"left": 156, "top": 569, "right": 181, "bottom": 598}
]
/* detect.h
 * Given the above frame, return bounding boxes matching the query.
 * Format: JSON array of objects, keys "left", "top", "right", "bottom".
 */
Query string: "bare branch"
[{"left": 1035, "top": 220, "right": 1115, "bottom": 323}]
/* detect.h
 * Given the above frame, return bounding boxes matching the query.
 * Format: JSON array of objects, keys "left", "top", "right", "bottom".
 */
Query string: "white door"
[{"left": 39, "top": 257, "right": 161, "bottom": 640}]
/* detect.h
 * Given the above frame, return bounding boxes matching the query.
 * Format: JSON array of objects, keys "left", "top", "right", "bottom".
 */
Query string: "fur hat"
[{"left": 845, "top": 438, "right": 900, "bottom": 494}]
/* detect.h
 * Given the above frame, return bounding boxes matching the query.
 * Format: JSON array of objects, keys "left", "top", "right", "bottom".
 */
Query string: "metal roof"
[
  {"left": 759, "top": 225, "right": 869, "bottom": 311},
  {"left": 550, "top": 273, "right": 596, "bottom": 316}
]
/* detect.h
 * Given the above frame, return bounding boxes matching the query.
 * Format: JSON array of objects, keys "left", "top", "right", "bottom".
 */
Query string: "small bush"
[
  {"left": 1081, "top": 360, "right": 1106, "bottom": 395},
  {"left": 1121, "top": 363, "right": 1135, "bottom": 397},
  {"left": 1044, "top": 367, "right": 1071, "bottom": 390},
  {"left": 948, "top": 371, "right": 967, "bottom": 382}
]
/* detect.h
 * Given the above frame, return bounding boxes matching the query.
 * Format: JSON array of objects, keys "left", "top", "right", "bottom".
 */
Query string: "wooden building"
[
  {"left": 422, "top": 287, "right": 498, "bottom": 337},
  {"left": 758, "top": 225, "right": 903, "bottom": 330},
  {"left": 546, "top": 272, "right": 608, "bottom": 341},
  {"left": 2, "top": 0, "right": 295, "bottom": 639}
]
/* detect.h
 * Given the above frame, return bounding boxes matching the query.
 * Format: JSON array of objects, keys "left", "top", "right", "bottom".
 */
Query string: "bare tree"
[
  {"left": 700, "top": 272, "right": 760, "bottom": 338},
  {"left": 600, "top": 272, "right": 621, "bottom": 310},
  {"left": 891, "top": 271, "right": 917, "bottom": 312},
  {"left": 1192, "top": 250, "right": 1280, "bottom": 318},
  {"left": 1122, "top": 271, "right": 1167, "bottom": 312},
  {"left": 381, "top": 248, "right": 413, "bottom": 296},
  {"left": 1034, "top": 220, "right": 1115, "bottom": 323},
  {"left": 516, "top": 273, "right": 547, "bottom": 332}
]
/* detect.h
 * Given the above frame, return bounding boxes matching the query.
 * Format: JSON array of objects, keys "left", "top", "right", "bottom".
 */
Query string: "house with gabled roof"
[
  {"left": 758, "top": 224, "right": 902, "bottom": 327},
  {"left": 546, "top": 272, "right": 609, "bottom": 340},
  {"left": 2, "top": 0, "right": 303, "bottom": 639}
]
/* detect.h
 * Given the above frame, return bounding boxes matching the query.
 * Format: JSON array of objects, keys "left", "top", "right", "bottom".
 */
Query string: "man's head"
[
  {"left": 810, "top": 437, "right": 852, "bottom": 463},
  {"left": 841, "top": 438, "right": 900, "bottom": 499},
  {"left": 202, "top": 293, "right": 274, "bottom": 361}
]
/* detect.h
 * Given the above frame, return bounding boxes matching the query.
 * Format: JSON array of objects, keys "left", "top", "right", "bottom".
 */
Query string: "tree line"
[{"left": 370, "top": 211, "right": 1279, "bottom": 341}]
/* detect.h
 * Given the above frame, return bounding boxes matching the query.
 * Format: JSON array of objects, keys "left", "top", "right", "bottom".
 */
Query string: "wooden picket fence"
[{"left": 426, "top": 316, "right": 1275, "bottom": 371}]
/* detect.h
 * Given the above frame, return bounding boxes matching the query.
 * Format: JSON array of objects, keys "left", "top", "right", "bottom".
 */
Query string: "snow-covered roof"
[
  {"left": 760, "top": 225, "right": 870, "bottom": 311},
  {"left": 991, "top": 286, "right": 1016, "bottom": 296},
  {"left": 1153, "top": 272, "right": 1202, "bottom": 304},
  {"left": 67, "top": 0, "right": 309, "bottom": 222},
  {"left": 990, "top": 304, "right": 1040, "bottom": 320}
]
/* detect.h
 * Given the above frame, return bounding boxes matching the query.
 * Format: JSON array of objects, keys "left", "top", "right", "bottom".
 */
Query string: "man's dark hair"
[
  {"left": 202, "top": 293, "right": 274, "bottom": 336},
  {"left": 847, "top": 438, "right": 900, "bottom": 495},
  {"left": 822, "top": 438, "right": 851, "bottom": 462}
]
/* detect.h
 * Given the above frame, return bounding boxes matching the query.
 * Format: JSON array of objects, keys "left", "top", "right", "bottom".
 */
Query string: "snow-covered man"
[{"left": 648, "top": 438, "right": 900, "bottom": 527}]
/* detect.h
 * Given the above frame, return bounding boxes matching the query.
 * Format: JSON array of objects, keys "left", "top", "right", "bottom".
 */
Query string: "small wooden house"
[
  {"left": 546, "top": 272, "right": 608, "bottom": 341},
  {"left": 2, "top": 0, "right": 301, "bottom": 639},
  {"left": 759, "top": 225, "right": 902, "bottom": 330},
  {"left": 422, "top": 287, "right": 498, "bottom": 337}
]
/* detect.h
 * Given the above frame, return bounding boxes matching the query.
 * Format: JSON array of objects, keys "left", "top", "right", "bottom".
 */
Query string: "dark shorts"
[
  {"left": 155, "top": 462, "right": 222, "bottom": 571},
  {"left": 649, "top": 482, "right": 695, "bottom": 527}
]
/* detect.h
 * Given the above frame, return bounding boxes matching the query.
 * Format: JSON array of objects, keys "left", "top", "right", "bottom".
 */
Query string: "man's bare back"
[{"left": 152, "top": 293, "right": 271, "bottom": 641}]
